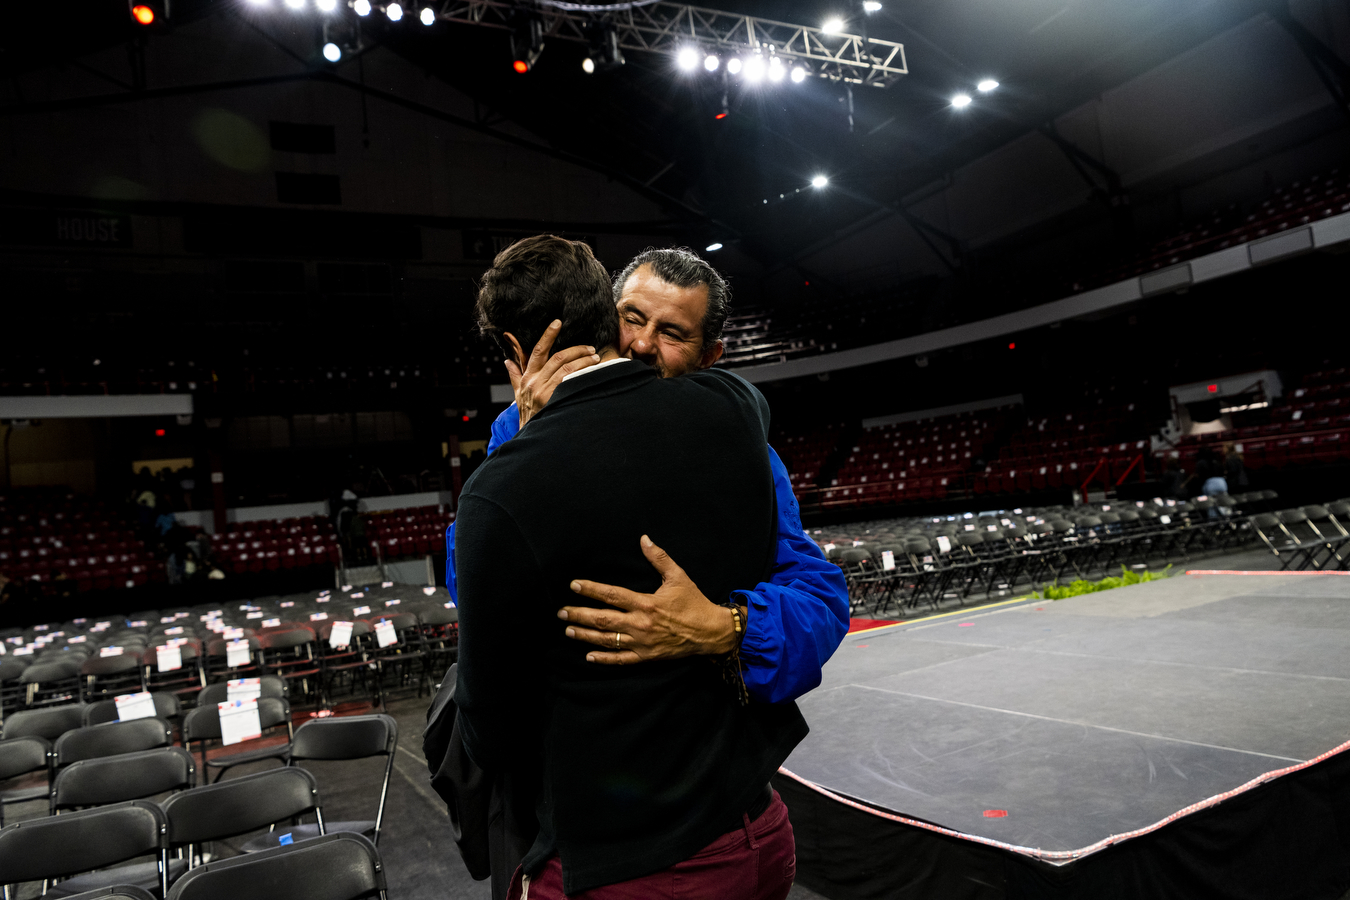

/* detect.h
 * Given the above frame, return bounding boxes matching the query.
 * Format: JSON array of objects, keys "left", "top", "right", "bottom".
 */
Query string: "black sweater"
[{"left": 454, "top": 362, "right": 809, "bottom": 893}]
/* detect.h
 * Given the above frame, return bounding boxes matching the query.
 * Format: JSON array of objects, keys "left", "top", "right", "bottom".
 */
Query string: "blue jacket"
[{"left": 446, "top": 402, "right": 849, "bottom": 703}]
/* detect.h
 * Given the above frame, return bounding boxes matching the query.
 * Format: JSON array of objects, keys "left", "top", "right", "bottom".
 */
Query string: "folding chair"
[
  {"left": 1277, "top": 509, "right": 1340, "bottom": 570},
  {"left": 165, "top": 832, "right": 387, "bottom": 900},
  {"left": 143, "top": 643, "right": 205, "bottom": 706},
  {"left": 162, "top": 767, "right": 323, "bottom": 868},
  {"left": 316, "top": 621, "right": 377, "bottom": 710},
  {"left": 0, "top": 660, "right": 29, "bottom": 722},
  {"left": 0, "top": 736, "right": 50, "bottom": 827},
  {"left": 19, "top": 659, "right": 82, "bottom": 708},
  {"left": 51, "top": 887, "right": 157, "bottom": 900},
  {"left": 3, "top": 703, "right": 84, "bottom": 742},
  {"left": 52, "top": 746, "right": 195, "bottom": 810},
  {"left": 84, "top": 693, "right": 182, "bottom": 727},
  {"left": 240, "top": 714, "right": 397, "bottom": 852},
  {"left": 1250, "top": 513, "right": 1318, "bottom": 570},
  {"left": 181, "top": 697, "right": 293, "bottom": 783},
  {"left": 80, "top": 655, "right": 146, "bottom": 704},
  {"left": 0, "top": 801, "right": 173, "bottom": 899},
  {"left": 257, "top": 629, "right": 322, "bottom": 707},
  {"left": 366, "top": 614, "right": 430, "bottom": 705},
  {"left": 1302, "top": 505, "right": 1350, "bottom": 569},
  {"left": 48, "top": 887, "right": 156, "bottom": 900},
  {"left": 54, "top": 719, "right": 174, "bottom": 769},
  {"left": 195, "top": 675, "right": 288, "bottom": 708}
]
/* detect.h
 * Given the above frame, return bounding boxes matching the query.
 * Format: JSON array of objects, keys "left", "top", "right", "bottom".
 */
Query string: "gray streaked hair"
[{"left": 613, "top": 248, "right": 731, "bottom": 353}]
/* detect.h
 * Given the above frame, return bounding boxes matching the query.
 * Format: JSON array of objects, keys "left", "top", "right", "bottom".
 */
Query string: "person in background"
[{"left": 1222, "top": 442, "right": 1248, "bottom": 491}]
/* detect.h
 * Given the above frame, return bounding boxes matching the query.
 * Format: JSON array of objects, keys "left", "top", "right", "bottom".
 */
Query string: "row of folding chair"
[
  {"left": 1250, "top": 502, "right": 1350, "bottom": 570},
  {"left": 0, "top": 710, "right": 397, "bottom": 898}
]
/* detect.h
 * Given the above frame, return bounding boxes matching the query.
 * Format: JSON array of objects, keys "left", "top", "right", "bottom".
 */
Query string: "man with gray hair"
[{"left": 447, "top": 246, "right": 847, "bottom": 705}]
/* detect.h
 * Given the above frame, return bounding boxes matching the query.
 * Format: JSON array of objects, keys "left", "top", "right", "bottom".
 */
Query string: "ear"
[
  {"left": 502, "top": 333, "right": 528, "bottom": 372},
  {"left": 696, "top": 339, "right": 724, "bottom": 370}
]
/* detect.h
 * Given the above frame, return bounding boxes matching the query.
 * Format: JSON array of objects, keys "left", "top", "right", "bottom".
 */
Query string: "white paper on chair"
[
  {"left": 246, "top": 611, "right": 263, "bottom": 620},
  {"left": 224, "top": 627, "right": 244, "bottom": 640},
  {"left": 936, "top": 536, "right": 952, "bottom": 553},
  {"left": 218, "top": 699, "right": 262, "bottom": 746},
  {"left": 382, "top": 581, "right": 394, "bottom": 588},
  {"left": 280, "top": 601, "right": 295, "bottom": 608},
  {"left": 375, "top": 620, "right": 397, "bottom": 648},
  {"left": 165, "top": 626, "right": 184, "bottom": 635},
  {"left": 100, "top": 646, "right": 124, "bottom": 657},
  {"left": 329, "top": 621, "right": 354, "bottom": 649},
  {"left": 385, "top": 599, "right": 401, "bottom": 607},
  {"left": 115, "top": 692, "right": 158, "bottom": 722},
  {"left": 351, "top": 592, "right": 364, "bottom": 599},
  {"left": 226, "top": 639, "right": 251, "bottom": 668},
  {"left": 881, "top": 550, "right": 896, "bottom": 571},
  {"left": 157, "top": 646, "right": 183, "bottom": 672},
  {"left": 352, "top": 606, "right": 370, "bottom": 616},
  {"left": 423, "top": 587, "right": 437, "bottom": 596},
  {"left": 263, "top": 618, "right": 280, "bottom": 628},
  {"left": 227, "top": 678, "right": 262, "bottom": 701},
  {"left": 1160, "top": 515, "right": 1172, "bottom": 524},
  {"left": 310, "top": 612, "right": 329, "bottom": 622}
]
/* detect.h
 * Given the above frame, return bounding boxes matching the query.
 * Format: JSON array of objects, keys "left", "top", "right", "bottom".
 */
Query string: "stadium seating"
[
  {"left": 0, "top": 491, "right": 159, "bottom": 592},
  {"left": 210, "top": 516, "right": 341, "bottom": 575},
  {"left": 363, "top": 506, "right": 454, "bottom": 562}
]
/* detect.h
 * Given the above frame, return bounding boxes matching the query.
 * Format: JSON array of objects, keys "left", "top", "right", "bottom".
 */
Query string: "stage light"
[
  {"left": 714, "top": 110, "right": 727, "bottom": 119},
  {"left": 155, "top": 429, "right": 166, "bottom": 437},
  {"left": 791, "top": 65, "right": 807, "bottom": 83},
  {"left": 768, "top": 56, "right": 785, "bottom": 81},
  {"left": 951, "top": 93, "right": 972, "bottom": 108},
  {"left": 727, "top": 57, "right": 743, "bottom": 75},
  {"left": 420, "top": 5, "right": 434, "bottom": 24},
  {"left": 704, "top": 54, "right": 719, "bottom": 72},
  {"left": 284, "top": 0, "right": 305, "bottom": 9},
  {"left": 323, "top": 41, "right": 342, "bottom": 61},
  {"left": 821, "top": 18, "right": 844, "bottom": 34},
  {"left": 706, "top": 242, "right": 723, "bottom": 252},
  {"left": 744, "top": 55, "right": 765, "bottom": 82},
  {"left": 385, "top": 2, "right": 402, "bottom": 20},
  {"left": 353, "top": 0, "right": 371, "bottom": 14},
  {"left": 316, "top": 0, "right": 336, "bottom": 9},
  {"left": 863, "top": 1, "right": 882, "bottom": 11},
  {"left": 677, "top": 46, "right": 699, "bottom": 71},
  {"left": 510, "top": 15, "right": 546, "bottom": 72},
  {"left": 811, "top": 174, "right": 828, "bottom": 188},
  {"left": 582, "top": 57, "right": 595, "bottom": 73},
  {"left": 977, "top": 78, "right": 999, "bottom": 92},
  {"left": 131, "top": 4, "right": 155, "bottom": 24},
  {"left": 1008, "top": 342, "right": 1015, "bottom": 350},
  {"left": 513, "top": 59, "right": 529, "bottom": 73}
]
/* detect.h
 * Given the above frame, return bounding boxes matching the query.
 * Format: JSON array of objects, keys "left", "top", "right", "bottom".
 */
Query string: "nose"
[{"left": 629, "top": 326, "right": 657, "bottom": 362}]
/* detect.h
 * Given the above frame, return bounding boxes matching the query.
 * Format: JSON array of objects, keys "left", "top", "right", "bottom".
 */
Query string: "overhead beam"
[{"left": 429, "top": 0, "right": 907, "bottom": 86}]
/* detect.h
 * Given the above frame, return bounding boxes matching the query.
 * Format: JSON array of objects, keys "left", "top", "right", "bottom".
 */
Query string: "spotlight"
[
  {"left": 130, "top": 4, "right": 155, "bottom": 24},
  {"left": 704, "top": 54, "right": 719, "bottom": 72},
  {"left": 744, "top": 55, "right": 765, "bottom": 82},
  {"left": 677, "top": 46, "right": 699, "bottom": 71},
  {"left": 706, "top": 242, "right": 723, "bottom": 252},
  {"left": 727, "top": 57, "right": 743, "bottom": 75},
  {"left": 316, "top": 0, "right": 336, "bottom": 9},
  {"left": 977, "top": 78, "right": 999, "bottom": 92},
  {"left": 510, "top": 14, "right": 546, "bottom": 72},
  {"left": 863, "top": 1, "right": 882, "bottom": 10},
  {"left": 791, "top": 65, "right": 807, "bottom": 83},
  {"left": 420, "top": 5, "right": 434, "bottom": 24},
  {"left": 353, "top": 0, "right": 371, "bottom": 14},
  {"left": 582, "top": 57, "right": 595, "bottom": 73},
  {"left": 322, "top": 41, "right": 342, "bottom": 61},
  {"left": 821, "top": 18, "right": 844, "bottom": 34},
  {"left": 513, "top": 59, "right": 529, "bottom": 73},
  {"left": 583, "top": 25, "right": 624, "bottom": 72},
  {"left": 768, "top": 56, "right": 785, "bottom": 81},
  {"left": 811, "top": 174, "right": 828, "bottom": 188},
  {"left": 385, "top": 2, "right": 402, "bottom": 20},
  {"left": 285, "top": 0, "right": 304, "bottom": 8},
  {"left": 951, "top": 93, "right": 972, "bottom": 108}
]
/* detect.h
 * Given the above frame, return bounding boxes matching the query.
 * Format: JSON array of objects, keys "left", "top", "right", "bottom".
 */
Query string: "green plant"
[{"left": 1032, "top": 565, "right": 1171, "bottom": 600}]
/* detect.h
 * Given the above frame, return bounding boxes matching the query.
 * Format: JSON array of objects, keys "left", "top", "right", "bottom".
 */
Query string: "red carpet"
[{"left": 848, "top": 618, "right": 897, "bottom": 633}]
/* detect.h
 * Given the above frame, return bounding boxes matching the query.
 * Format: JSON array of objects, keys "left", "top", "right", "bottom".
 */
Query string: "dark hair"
[
  {"left": 613, "top": 248, "right": 730, "bottom": 353},
  {"left": 475, "top": 235, "right": 619, "bottom": 359}
]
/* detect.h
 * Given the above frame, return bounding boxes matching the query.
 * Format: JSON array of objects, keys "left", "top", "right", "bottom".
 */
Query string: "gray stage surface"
[{"left": 786, "top": 573, "right": 1350, "bottom": 854}]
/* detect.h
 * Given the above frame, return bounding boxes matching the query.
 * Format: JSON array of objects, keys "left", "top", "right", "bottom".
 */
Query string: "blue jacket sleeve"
[
  {"left": 735, "top": 446, "right": 850, "bottom": 704},
  {"left": 445, "top": 404, "right": 523, "bottom": 601}
]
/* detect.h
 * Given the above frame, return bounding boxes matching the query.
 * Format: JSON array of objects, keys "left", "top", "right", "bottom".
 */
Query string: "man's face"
[{"left": 616, "top": 264, "right": 724, "bottom": 378}]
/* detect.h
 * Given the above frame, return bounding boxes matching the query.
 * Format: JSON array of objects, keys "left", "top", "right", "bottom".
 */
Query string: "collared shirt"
[
  {"left": 446, "top": 401, "right": 850, "bottom": 704},
  {"left": 560, "top": 356, "right": 631, "bottom": 383}
]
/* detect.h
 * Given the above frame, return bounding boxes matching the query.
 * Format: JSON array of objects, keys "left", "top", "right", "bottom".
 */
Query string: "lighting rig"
[{"left": 230, "top": 0, "right": 907, "bottom": 89}]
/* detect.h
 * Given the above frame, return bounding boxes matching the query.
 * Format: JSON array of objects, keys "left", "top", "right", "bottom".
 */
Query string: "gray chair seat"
[
  {"left": 239, "top": 820, "right": 375, "bottom": 853},
  {"left": 45, "top": 859, "right": 189, "bottom": 897}
]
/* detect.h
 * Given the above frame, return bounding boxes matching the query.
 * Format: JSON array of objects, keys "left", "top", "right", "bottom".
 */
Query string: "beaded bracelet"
[{"left": 717, "top": 601, "right": 749, "bottom": 707}]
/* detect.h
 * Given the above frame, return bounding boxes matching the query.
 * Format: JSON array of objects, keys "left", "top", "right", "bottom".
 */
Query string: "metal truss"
[{"left": 428, "top": 0, "right": 908, "bottom": 86}]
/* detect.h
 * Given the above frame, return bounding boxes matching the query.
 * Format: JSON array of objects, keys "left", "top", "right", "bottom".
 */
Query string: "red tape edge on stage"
[
  {"left": 778, "top": 735, "right": 1350, "bottom": 862},
  {"left": 983, "top": 810, "right": 1008, "bottom": 818}
]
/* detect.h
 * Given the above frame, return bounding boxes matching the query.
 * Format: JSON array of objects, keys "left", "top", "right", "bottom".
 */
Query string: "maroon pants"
[{"left": 507, "top": 792, "right": 796, "bottom": 900}]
